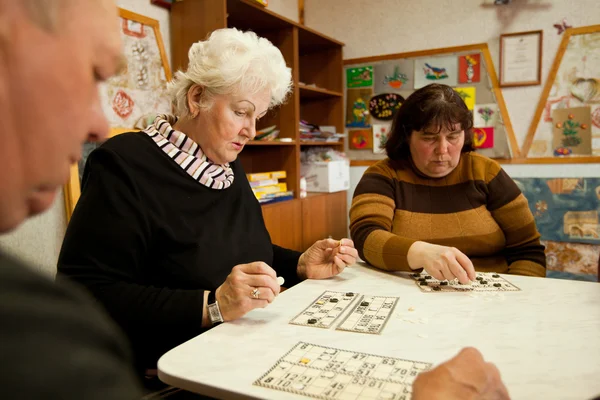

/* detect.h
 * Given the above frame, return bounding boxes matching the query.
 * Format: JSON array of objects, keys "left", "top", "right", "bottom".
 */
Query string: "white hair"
[{"left": 168, "top": 28, "right": 292, "bottom": 118}]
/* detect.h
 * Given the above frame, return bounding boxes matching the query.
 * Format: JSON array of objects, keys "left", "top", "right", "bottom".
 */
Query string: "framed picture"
[
  {"left": 499, "top": 30, "right": 543, "bottom": 87},
  {"left": 150, "top": 0, "right": 173, "bottom": 9},
  {"left": 63, "top": 8, "right": 172, "bottom": 221}
]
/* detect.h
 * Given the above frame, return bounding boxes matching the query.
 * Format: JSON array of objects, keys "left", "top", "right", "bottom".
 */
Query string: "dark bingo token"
[
  {"left": 345, "top": 292, "right": 354, "bottom": 296},
  {"left": 419, "top": 281, "right": 428, "bottom": 286},
  {"left": 361, "top": 301, "right": 369, "bottom": 306},
  {"left": 308, "top": 318, "right": 317, "bottom": 324},
  {"left": 433, "top": 286, "right": 441, "bottom": 291},
  {"left": 330, "top": 298, "right": 339, "bottom": 303},
  {"left": 440, "top": 281, "right": 448, "bottom": 286},
  {"left": 493, "top": 283, "right": 502, "bottom": 287},
  {"left": 492, "top": 274, "right": 500, "bottom": 278},
  {"left": 481, "top": 281, "right": 488, "bottom": 284}
]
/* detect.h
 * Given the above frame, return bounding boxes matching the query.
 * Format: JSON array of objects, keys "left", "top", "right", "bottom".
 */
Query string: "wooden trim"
[
  {"left": 350, "top": 156, "right": 600, "bottom": 166},
  {"left": 350, "top": 160, "right": 380, "bottom": 167},
  {"left": 298, "top": 0, "right": 304, "bottom": 25},
  {"left": 480, "top": 45, "right": 521, "bottom": 158},
  {"left": 499, "top": 30, "right": 543, "bottom": 87},
  {"left": 503, "top": 156, "right": 600, "bottom": 164},
  {"left": 522, "top": 25, "right": 600, "bottom": 158},
  {"left": 343, "top": 43, "right": 484, "bottom": 65},
  {"left": 64, "top": 9, "right": 170, "bottom": 222}
]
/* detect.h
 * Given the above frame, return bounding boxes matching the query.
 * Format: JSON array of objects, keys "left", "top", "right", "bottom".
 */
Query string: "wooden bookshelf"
[{"left": 171, "top": 0, "right": 347, "bottom": 251}]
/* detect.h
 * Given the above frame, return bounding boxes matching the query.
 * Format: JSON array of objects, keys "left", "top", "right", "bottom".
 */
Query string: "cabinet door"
[
  {"left": 262, "top": 199, "right": 303, "bottom": 252},
  {"left": 301, "top": 192, "right": 348, "bottom": 250}
]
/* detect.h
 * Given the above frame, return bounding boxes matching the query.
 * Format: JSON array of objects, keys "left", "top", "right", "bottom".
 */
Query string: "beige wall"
[
  {"left": 267, "top": 0, "right": 299, "bottom": 22},
  {"left": 304, "top": 0, "right": 600, "bottom": 149}
]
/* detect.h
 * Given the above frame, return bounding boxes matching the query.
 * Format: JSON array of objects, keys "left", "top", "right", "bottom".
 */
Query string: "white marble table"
[{"left": 158, "top": 264, "right": 600, "bottom": 400}]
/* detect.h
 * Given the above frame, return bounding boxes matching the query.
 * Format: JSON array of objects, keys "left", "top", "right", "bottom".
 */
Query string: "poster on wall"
[
  {"left": 474, "top": 103, "right": 499, "bottom": 127},
  {"left": 454, "top": 87, "right": 476, "bottom": 110},
  {"left": 99, "top": 15, "right": 171, "bottom": 130},
  {"left": 472, "top": 127, "right": 494, "bottom": 149},
  {"left": 551, "top": 107, "right": 592, "bottom": 156},
  {"left": 346, "top": 66, "right": 373, "bottom": 88},
  {"left": 458, "top": 54, "right": 481, "bottom": 84},
  {"left": 514, "top": 177, "right": 600, "bottom": 246},
  {"left": 374, "top": 61, "right": 411, "bottom": 93},
  {"left": 413, "top": 56, "right": 458, "bottom": 89},
  {"left": 525, "top": 29, "right": 600, "bottom": 157},
  {"left": 346, "top": 88, "right": 373, "bottom": 128},
  {"left": 372, "top": 124, "right": 391, "bottom": 154},
  {"left": 369, "top": 93, "right": 404, "bottom": 121},
  {"left": 349, "top": 129, "right": 373, "bottom": 150}
]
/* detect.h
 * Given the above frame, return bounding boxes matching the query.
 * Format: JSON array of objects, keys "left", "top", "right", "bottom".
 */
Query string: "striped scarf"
[{"left": 144, "top": 114, "right": 234, "bottom": 189}]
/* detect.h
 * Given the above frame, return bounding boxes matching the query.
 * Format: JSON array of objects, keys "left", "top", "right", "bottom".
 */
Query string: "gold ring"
[{"left": 251, "top": 288, "right": 260, "bottom": 299}]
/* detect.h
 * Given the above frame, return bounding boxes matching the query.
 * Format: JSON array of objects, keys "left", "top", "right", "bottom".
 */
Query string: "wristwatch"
[{"left": 207, "top": 290, "right": 224, "bottom": 326}]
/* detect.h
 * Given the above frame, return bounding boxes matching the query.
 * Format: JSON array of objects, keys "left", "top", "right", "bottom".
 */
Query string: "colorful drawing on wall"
[
  {"left": 564, "top": 210, "right": 599, "bottom": 239},
  {"left": 372, "top": 124, "right": 391, "bottom": 154},
  {"left": 474, "top": 104, "right": 498, "bottom": 127},
  {"left": 514, "top": 177, "right": 600, "bottom": 245},
  {"left": 349, "top": 129, "right": 373, "bottom": 150},
  {"left": 346, "top": 88, "right": 373, "bottom": 128},
  {"left": 543, "top": 96, "right": 571, "bottom": 122},
  {"left": 454, "top": 87, "right": 476, "bottom": 110},
  {"left": 542, "top": 240, "right": 598, "bottom": 282},
  {"left": 346, "top": 66, "right": 373, "bottom": 88},
  {"left": 527, "top": 29, "right": 600, "bottom": 157},
  {"left": 99, "top": 14, "right": 171, "bottom": 130},
  {"left": 413, "top": 56, "right": 458, "bottom": 89},
  {"left": 374, "top": 61, "right": 412, "bottom": 94},
  {"left": 458, "top": 54, "right": 481, "bottom": 83},
  {"left": 369, "top": 93, "right": 404, "bottom": 121},
  {"left": 473, "top": 127, "right": 494, "bottom": 149},
  {"left": 382, "top": 65, "right": 409, "bottom": 89},
  {"left": 552, "top": 107, "right": 592, "bottom": 155}
]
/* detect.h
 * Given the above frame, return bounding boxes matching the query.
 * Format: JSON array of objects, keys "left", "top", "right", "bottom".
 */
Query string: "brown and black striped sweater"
[{"left": 350, "top": 152, "right": 546, "bottom": 277}]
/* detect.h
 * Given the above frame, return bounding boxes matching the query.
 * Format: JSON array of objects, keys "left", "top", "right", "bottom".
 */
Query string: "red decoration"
[{"left": 112, "top": 90, "right": 135, "bottom": 119}]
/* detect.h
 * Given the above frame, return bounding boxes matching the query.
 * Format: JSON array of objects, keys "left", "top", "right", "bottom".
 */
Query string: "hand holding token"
[
  {"left": 297, "top": 238, "right": 358, "bottom": 279},
  {"left": 407, "top": 241, "right": 476, "bottom": 284}
]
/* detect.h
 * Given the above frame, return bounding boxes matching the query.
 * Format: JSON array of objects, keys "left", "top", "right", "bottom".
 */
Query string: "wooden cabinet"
[
  {"left": 261, "top": 199, "right": 303, "bottom": 252},
  {"left": 171, "top": 0, "right": 347, "bottom": 251},
  {"left": 301, "top": 192, "right": 348, "bottom": 249}
]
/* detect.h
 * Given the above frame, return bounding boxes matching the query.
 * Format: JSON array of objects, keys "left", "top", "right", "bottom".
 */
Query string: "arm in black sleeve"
[
  {"left": 57, "top": 147, "right": 205, "bottom": 369},
  {"left": 271, "top": 244, "right": 303, "bottom": 287}
]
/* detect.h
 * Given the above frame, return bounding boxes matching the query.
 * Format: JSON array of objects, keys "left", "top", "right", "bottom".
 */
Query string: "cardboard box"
[{"left": 301, "top": 160, "right": 350, "bottom": 193}]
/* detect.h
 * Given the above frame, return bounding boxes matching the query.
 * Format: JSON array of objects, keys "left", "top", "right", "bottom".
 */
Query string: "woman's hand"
[
  {"left": 297, "top": 238, "right": 358, "bottom": 280},
  {"left": 215, "top": 262, "right": 280, "bottom": 321},
  {"left": 407, "top": 241, "right": 476, "bottom": 284},
  {"left": 412, "top": 347, "right": 510, "bottom": 400}
]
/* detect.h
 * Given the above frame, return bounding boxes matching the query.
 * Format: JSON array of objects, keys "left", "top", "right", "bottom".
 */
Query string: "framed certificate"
[{"left": 499, "top": 30, "right": 542, "bottom": 87}]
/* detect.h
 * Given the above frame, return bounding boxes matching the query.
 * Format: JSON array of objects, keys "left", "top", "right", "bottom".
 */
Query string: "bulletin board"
[
  {"left": 343, "top": 43, "right": 519, "bottom": 163},
  {"left": 521, "top": 25, "right": 600, "bottom": 163},
  {"left": 63, "top": 8, "right": 172, "bottom": 221}
]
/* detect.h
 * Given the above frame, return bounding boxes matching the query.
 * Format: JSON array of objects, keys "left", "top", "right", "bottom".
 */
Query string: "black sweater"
[{"left": 57, "top": 132, "right": 302, "bottom": 372}]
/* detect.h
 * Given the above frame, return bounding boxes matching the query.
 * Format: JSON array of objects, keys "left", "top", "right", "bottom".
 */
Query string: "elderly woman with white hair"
[{"left": 57, "top": 28, "right": 358, "bottom": 377}]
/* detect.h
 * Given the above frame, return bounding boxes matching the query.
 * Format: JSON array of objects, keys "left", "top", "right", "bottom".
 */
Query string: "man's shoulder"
[{"left": 0, "top": 251, "right": 141, "bottom": 398}]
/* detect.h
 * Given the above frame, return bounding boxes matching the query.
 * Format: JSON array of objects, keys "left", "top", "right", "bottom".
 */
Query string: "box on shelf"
[
  {"left": 247, "top": 170, "right": 286, "bottom": 182},
  {"left": 301, "top": 160, "right": 350, "bottom": 193}
]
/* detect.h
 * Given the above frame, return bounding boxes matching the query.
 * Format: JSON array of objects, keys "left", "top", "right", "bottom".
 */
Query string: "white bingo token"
[{"left": 277, "top": 276, "right": 285, "bottom": 286}]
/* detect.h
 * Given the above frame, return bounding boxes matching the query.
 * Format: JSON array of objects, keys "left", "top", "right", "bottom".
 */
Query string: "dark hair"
[{"left": 385, "top": 83, "right": 474, "bottom": 161}]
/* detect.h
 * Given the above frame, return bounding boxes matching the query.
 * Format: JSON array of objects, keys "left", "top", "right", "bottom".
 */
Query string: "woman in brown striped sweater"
[{"left": 350, "top": 84, "right": 546, "bottom": 281}]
